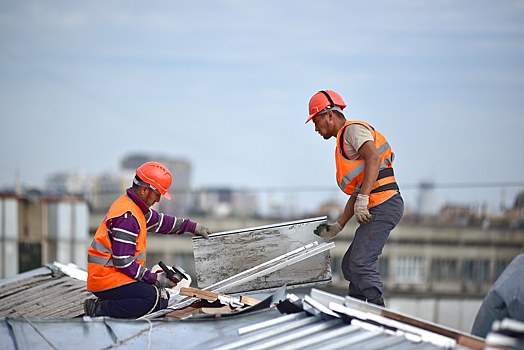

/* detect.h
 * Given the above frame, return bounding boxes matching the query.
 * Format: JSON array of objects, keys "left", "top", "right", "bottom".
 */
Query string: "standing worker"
[
  {"left": 84, "top": 161, "right": 213, "bottom": 318},
  {"left": 306, "top": 90, "right": 404, "bottom": 307}
]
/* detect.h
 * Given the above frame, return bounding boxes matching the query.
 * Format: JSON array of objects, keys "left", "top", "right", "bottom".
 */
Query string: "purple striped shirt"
[{"left": 108, "top": 188, "right": 197, "bottom": 284}]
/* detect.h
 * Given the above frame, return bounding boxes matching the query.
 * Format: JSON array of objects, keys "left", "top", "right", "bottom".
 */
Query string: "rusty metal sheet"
[{"left": 192, "top": 217, "right": 332, "bottom": 294}]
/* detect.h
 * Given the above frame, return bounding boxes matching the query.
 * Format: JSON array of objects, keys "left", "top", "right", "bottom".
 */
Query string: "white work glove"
[
  {"left": 314, "top": 222, "right": 343, "bottom": 240},
  {"left": 155, "top": 272, "right": 177, "bottom": 289},
  {"left": 194, "top": 223, "right": 212, "bottom": 239},
  {"left": 354, "top": 194, "right": 372, "bottom": 224}
]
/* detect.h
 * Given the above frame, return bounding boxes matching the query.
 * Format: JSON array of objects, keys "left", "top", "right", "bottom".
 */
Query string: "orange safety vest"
[
  {"left": 87, "top": 194, "right": 148, "bottom": 292},
  {"left": 335, "top": 121, "right": 399, "bottom": 208}
]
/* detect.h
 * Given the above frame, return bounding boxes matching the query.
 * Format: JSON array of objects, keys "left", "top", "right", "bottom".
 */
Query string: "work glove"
[
  {"left": 155, "top": 272, "right": 177, "bottom": 289},
  {"left": 194, "top": 223, "right": 212, "bottom": 239},
  {"left": 313, "top": 222, "right": 343, "bottom": 240},
  {"left": 354, "top": 194, "right": 372, "bottom": 224}
]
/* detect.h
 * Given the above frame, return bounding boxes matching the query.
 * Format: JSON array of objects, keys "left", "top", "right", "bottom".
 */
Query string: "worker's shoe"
[
  {"left": 368, "top": 297, "right": 385, "bottom": 307},
  {"left": 84, "top": 298, "right": 101, "bottom": 317}
]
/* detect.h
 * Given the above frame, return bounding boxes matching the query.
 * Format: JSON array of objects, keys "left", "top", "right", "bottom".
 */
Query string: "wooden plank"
[
  {"left": 381, "top": 310, "right": 485, "bottom": 350},
  {"left": 192, "top": 217, "right": 332, "bottom": 294},
  {"left": 240, "top": 295, "right": 261, "bottom": 307},
  {"left": 180, "top": 287, "right": 220, "bottom": 301},
  {"left": 179, "top": 287, "right": 261, "bottom": 306}
]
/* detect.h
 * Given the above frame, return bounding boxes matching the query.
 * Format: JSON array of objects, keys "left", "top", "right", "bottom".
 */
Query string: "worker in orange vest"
[
  {"left": 306, "top": 90, "right": 404, "bottom": 307},
  {"left": 84, "top": 161, "right": 212, "bottom": 318}
]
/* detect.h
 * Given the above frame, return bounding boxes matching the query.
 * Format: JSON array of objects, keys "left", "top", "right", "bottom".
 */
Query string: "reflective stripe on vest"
[
  {"left": 335, "top": 121, "right": 399, "bottom": 207},
  {"left": 87, "top": 194, "right": 148, "bottom": 292},
  {"left": 87, "top": 239, "right": 146, "bottom": 267}
]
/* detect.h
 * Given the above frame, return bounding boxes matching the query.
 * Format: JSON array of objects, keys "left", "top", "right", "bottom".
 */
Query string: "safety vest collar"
[{"left": 125, "top": 188, "right": 151, "bottom": 217}]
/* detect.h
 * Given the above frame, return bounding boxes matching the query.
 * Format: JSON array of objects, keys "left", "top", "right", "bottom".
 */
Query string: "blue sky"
[{"left": 1, "top": 0, "right": 523, "bottom": 214}]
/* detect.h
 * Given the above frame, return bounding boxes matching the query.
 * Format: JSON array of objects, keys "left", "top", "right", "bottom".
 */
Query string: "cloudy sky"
[{"left": 1, "top": 0, "right": 523, "bottom": 214}]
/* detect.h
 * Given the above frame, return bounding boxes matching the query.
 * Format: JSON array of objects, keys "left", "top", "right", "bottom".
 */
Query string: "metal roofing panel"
[
  {"left": 0, "top": 292, "right": 484, "bottom": 350},
  {"left": 193, "top": 217, "right": 333, "bottom": 294},
  {"left": 0, "top": 307, "right": 284, "bottom": 350},
  {"left": 0, "top": 264, "right": 486, "bottom": 350}
]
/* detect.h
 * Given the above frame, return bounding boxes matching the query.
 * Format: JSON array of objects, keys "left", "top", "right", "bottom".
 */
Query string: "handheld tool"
[{"left": 158, "top": 261, "right": 188, "bottom": 284}]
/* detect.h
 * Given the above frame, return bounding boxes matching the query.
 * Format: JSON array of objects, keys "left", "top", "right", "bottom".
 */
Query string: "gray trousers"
[{"left": 342, "top": 193, "right": 404, "bottom": 300}]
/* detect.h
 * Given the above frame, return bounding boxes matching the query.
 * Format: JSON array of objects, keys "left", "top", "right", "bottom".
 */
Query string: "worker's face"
[
  {"left": 312, "top": 113, "right": 332, "bottom": 140},
  {"left": 140, "top": 186, "right": 161, "bottom": 207}
]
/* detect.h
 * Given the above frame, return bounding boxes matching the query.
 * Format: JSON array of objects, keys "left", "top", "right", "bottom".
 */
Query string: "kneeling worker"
[{"left": 84, "top": 161, "right": 212, "bottom": 318}]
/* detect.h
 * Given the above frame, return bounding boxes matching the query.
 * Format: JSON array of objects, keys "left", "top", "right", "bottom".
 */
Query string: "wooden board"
[
  {"left": 192, "top": 217, "right": 332, "bottom": 294},
  {"left": 179, "top": 287, "right": 260, "bottom": 306}
]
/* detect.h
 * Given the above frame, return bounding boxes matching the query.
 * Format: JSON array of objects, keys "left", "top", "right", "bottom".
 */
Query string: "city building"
[
  {"left": 188, "top": 187, "right": 259, "bottom": 218},
  {"left": 0, "top": 193, "right": 89, "bottom": 279},
  {"left": 88, "top": 154, "right": 193, "bottom": 215}
]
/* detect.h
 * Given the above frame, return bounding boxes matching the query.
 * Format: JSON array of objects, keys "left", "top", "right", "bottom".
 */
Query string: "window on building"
[
  {"left": 431, "top": 259, "right": 458, "bottom": 282},
  {"left": 495, "top": 260, "right": 508, "bottom": 280},
  {"left": 395, "top": 256, "right": 425, "bottom": 283},
  {"left": 463, "top": 259, "right": 491, "bottom": 282},
  {"left": 19, "top": 242, "right": 42, "bottom": 273},
  {"left": 478, "top": 260, "right": 490, "bottom": 281}
]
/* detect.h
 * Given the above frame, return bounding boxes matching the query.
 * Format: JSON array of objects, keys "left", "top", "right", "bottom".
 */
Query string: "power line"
[{"left": 170, "top": 181, "right": 524, "bottom": 194}]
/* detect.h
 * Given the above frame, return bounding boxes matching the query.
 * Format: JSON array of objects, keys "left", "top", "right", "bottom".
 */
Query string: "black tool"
[{"left": 158, "top": 261, "right": 188, "bottom": 284}]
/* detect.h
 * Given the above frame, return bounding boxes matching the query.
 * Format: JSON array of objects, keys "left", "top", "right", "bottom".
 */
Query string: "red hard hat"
[
  {"left": 135, "top": 162, "right": 172, "bottom": 200},
  {"left": 306, "top": 90, "right": 346, "bottom": 123}
]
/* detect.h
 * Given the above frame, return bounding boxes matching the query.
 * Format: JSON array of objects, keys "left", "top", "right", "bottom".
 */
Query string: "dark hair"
[
  {"left": 333, "top": 110, "right": 345, "bottom": 119},
  {"left": 132, "top": 175, "right": 143, "bottom": 191}
]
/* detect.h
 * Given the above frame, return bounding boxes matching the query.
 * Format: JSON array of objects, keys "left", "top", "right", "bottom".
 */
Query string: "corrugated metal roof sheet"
[
  {"left": 0, "top": 264, "right": 90, "bottom": 318},
  {"left": 0, "top": 265, "right": 493, "bottom": 350},
  {"left": 0, "top": 307, "right": 477, "bottom": 350}
]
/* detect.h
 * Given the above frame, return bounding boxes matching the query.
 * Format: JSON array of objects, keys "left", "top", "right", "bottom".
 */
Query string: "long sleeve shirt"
[{"left": 108, "top": 188, "right": 197, "bottom": 284}]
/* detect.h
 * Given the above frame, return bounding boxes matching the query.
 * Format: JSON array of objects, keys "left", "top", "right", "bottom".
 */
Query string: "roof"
[
  {"left": 0, "top": 263, "right": 90, "bottom": 318},
  {"left": 0, "top": 264, "right": 489, "bottom": 350}
]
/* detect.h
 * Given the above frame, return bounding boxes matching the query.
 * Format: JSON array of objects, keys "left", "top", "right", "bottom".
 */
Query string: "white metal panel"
[
  {"left": 73, "top": 202, "right": 89, "bottom": 241},
  {"left": 0, "top": 198, "right": 5, "bottom": 279},
  {"left": 2, "top": 198, "right": 19, "bottom": 278},
  {"left": 73, "top": 243, "right": 88, "bottom": 269},
  {"left": 3, "top": 198, "right": 18, "bottom": 239},
  {"left": 0, "top": 198, "right": 3, "bottom": 239},
  {"left": 193, "top": 217, "right": 332, "bottom": 293},
  {"left": 48, "top": 203, "right": 58, "bottom": 239},
  {"left": 0, "top": 199, "right": 3, "bottom": 279},
  {"left": 57, "top": 241, "right": 71, "bottom": 264},
  {"left": 72, "top": 202, "right": 89, "bottom": 268},
  {"left": 57, "top": 202, "right": 72, "bottom": 240}
]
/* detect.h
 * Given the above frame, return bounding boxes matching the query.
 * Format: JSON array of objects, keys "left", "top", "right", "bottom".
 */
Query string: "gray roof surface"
[
  {"left": 0, "top": 264, "right": 488, "bottom": 350},
  {"left": 1, "top": 308, "right": 473, "bottom": 350}
]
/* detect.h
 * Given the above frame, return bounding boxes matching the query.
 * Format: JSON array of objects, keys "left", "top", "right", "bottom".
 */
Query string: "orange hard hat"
[
  {"left": 306, "top": 90, "right": 346, "bottom": 123},
  {"left": 135, "top": 162, "right": 172, "bottom": 200}
]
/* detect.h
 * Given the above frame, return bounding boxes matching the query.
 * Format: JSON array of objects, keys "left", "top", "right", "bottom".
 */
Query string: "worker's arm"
[
  {"left": 337, "top": 140, "right": 380, "bottom": 226},
  {"left": 146, "top": 209, "right": 211, "bottom": 239},
  {"left": 337, "top": 194, "right": 356, "bottom": 227},
  {"left": 357, "top": 140, "right": 381, "bottom": 196},
  {"left": 315, "top": 129, "right": 380, "bottom": 239},
  {"left": 110, "top": 214, "right": 158, "bottom": 284},
  {"left": 352, "top": 140, "right": 381, "bottom": 224}
]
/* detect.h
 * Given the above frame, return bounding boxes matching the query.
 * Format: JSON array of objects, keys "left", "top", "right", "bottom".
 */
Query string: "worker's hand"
[
  {"left": 354, "top": 194, "right": 372, "bottom": 224},
  {"left": 313, "top": 222, "right": 343, "bottom": 240},
  {"left": 155, "top": 272, "right": 177, "bottom": 289},
  {"left": 194, "top": 224, "right": 212, "bottom": 239}
]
